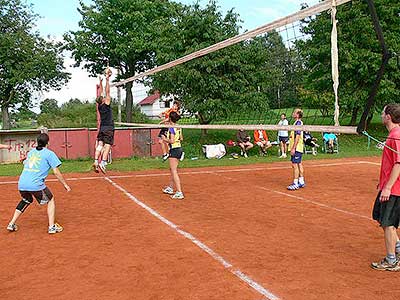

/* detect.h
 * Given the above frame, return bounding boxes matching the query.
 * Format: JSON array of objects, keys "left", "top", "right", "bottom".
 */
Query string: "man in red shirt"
[{"left": 371, "top": 104, "right": 400, "bottom": 271}]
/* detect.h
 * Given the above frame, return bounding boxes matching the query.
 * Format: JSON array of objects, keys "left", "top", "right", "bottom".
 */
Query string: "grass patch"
[{"left": 0, "top": 123, "right": 385, "bottom": 177}]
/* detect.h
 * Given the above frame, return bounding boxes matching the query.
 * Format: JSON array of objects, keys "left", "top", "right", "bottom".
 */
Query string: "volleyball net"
[{"left": 113, "top": 0, "right": 361, "bottom": 135}]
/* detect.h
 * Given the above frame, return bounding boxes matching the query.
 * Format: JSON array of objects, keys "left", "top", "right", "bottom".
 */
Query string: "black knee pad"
[{"left": 16, "top": 198, "right": 32, "bottom": 213}]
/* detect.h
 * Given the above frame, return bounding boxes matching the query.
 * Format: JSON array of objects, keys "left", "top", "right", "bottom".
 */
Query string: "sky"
[{"left": 29, "top": 0, "right": 319, "bottom": 107}]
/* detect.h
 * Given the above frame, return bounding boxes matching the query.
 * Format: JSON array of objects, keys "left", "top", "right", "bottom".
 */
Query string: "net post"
[{"left": 117, "top": 68, "right": 122, "bottom": 123}]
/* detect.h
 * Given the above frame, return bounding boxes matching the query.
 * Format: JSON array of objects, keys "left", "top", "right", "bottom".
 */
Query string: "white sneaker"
[
  {"left": 7, "top": 223, "right": 18, "bottom": 232},
  {"left": 162, "top": 186, "right": 174, "bottom": 195},
  {"left": 48, "top": 223, "right": 63, "bottom": 234},
  {"left": 171, "top": 191, "right": 184, "bottom": 199},
  {"left": 244, "top": 152, "right": 248, "bottom": 158},
  {"left": 99, "top": 162, "right": 107, "bottom": 174}
]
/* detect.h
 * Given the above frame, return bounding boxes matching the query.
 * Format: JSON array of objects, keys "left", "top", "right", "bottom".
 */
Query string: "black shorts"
[
  {"left": 97, "top": 130, "right": 114, "bottom": 145},
  {"left": 158, "top": 128, "right": 168, "bottom": 138},
  {"left": 305, "top": 139, "right": 316, "bottom": 147},
  {"left": 169, "top": 147, "right": 183, "bottom": 159},
  {"left": 19, "top": 187, "right": 54, "bottom": 206},
  {"left": 372, "top": 192, "right": 400, "bottom": 228}
]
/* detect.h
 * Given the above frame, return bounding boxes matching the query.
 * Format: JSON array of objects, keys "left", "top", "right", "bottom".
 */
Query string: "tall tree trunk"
[
  {"left": 366, "top": 113, "right": 374, "bottom": 129},
  {"left": 349, "top": 106, "right": 359, "bottom": 126},
  {"left": 357, "top": 0, "right": 390, "bottom": 133},
  {"left": 197, "top": 112, "right": 209, "bottom": 137},
  {"left": 2, "top": 106, "right": 10, "bottom": 130},
  {"left": 125, "top": 82, "right": 133, "bottom": 123}
]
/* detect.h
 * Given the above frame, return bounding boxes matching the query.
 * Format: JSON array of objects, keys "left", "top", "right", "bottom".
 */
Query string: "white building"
[{"left": 138, "top": 91, "right": 173, "bottom": 119}]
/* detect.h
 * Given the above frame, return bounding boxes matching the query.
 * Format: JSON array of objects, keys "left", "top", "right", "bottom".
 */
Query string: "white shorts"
[{"left": 256, "top": 141, "right": 271, "bottom": 147}]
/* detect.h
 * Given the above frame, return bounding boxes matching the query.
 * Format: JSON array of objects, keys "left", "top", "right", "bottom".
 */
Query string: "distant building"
[{"left": 138, "top": 91, "right": 173, "bottom": 119}]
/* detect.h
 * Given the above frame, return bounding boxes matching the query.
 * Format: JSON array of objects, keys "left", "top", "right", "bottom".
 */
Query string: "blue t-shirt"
[{"left": 18, "top": 148, "right": 62, "bottom": 191}]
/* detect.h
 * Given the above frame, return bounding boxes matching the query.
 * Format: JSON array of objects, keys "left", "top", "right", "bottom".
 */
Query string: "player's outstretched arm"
[
  {"left": 53, "top": 167, "right": 71, "bottom": 192},
  {"left": 104, "top": 68, "right": 112, "bottom": 105}
]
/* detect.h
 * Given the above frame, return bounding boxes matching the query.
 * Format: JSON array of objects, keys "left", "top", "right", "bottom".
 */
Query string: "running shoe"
[
  {"left": 287, "top": 183, "right": 299, "bottom": 190},
  {"left": 92, "top": 163, "right": 99, "bottom": 173},
  {"left": 171, "top": 191, "right": 184, "bottom": 200},
  {"left": 162, "top": 186, "right": 174, "bottom": 195},
  {"left": 298, "top": 182, "right": 306, "bottom": 188},
  {"left": 371, "top": 257, "right": 399, "bottom": 271},
  {"left": 98, "top": 163, "right": 107, "bottom": 174},
  {"left": 48, "top": 223, "right": 63, "bottom": 234},
  {"left": 6, "top": 223, "right": 18, "bottom": 232},
  {"left": 162, "top": 153, "right": 169, "bottom": 162}
]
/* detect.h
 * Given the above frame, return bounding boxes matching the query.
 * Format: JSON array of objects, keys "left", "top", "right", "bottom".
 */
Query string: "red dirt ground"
[{"left": 0, "top": 157, "right": 399, "bottom": 300}]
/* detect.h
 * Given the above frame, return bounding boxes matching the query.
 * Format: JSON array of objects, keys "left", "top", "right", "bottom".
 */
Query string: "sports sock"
[
  {"left": 396, "top": 240, "right": 400, "bottom": 254},
  {"left": 101, "top": 160, "right": 107, "bottom": 166},
  {"left": 386, "top": 253, "right": 396, "bottom": 264},
  {"left": 294, "top": 179, "right": 299, "bottom": 185},
  {"left": 299, "top": 177, "right": 305, "bottom": 184},
  {"left": 94, "top": 160, "right": 98, "bottom": 165}
]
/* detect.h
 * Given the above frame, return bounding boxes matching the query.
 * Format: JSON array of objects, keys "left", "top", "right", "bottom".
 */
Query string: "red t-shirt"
[{"left": 379, "top": 126, "right": 400, "bottom": 195}]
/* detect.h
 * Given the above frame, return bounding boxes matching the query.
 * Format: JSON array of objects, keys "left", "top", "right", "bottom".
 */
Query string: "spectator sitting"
[
  {"left": 236, "top": 129, "right": 253, "bottom": 158},
  {"left": 323, "top": 132, "right": 337, "bottom": 153},
  {"left": 304, "top": 131, "right": 319, "bottom": 155},
  {"left": 253, "top": 129, "right": 272, "bottom": 156}
]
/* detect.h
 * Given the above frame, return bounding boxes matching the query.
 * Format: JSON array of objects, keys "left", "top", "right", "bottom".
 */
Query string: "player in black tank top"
[{"left": 93, "top": 68, "right": 114, "bottom": 174}]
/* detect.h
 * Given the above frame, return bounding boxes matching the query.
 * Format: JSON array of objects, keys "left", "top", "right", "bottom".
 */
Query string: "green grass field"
[{"left": 0, "top": 123, "right": 386, "bottom": 177}]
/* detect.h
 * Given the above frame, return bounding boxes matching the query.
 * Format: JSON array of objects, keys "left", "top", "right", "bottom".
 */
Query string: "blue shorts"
[
  {"left": 291, "top": 151, "right": 303, "bottom": 164},
  {"left": 279, "top": 136, "right": 289, "bottom": 143}
]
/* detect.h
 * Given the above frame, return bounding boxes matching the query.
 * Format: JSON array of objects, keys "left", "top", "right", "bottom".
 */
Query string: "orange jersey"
[{"left": 163, "top": 107, "right": 178, "bottom": 120}]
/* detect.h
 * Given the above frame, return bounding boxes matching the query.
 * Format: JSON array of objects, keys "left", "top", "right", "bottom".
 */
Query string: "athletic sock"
[
  {"left": 294, "top": 179, "right": 299, "bottom": 186},
  {"left": 396, "top": 240, "right": 400, "bottom": 254},
  {"left": 101, "top": 160, "right": 108, "bottom": 166},
  {"left": 94, "top": 160, "right": 98, "bottom": 165},
  {"left": 386, "top": 253, "right": 397, "bottom": 264},
  {"left": 299, "top": 177, "right": 305, "bottom": 184}
]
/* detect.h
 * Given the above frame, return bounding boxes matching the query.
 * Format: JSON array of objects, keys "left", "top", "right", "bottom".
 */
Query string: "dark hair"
[
  {"left": 96, "top": 96, "right": 103, "bottom": 104},
  {"left": 173, "top": 100, "right": 181, "bottom": 109},
  {"left": 169, "top": 111, "right": 181, "bottom": 123},
  {"left": 281, "top": 113, "right": 286, "bottom": 117},
  {"left": 384, "top": 104, "right": 400, "bottom": 123},
  {"left": 295, "top": 109, "right": 303, "bottom": 118},
  {"left": 37, "top": 133, "right": 49, "bottom": 150}
]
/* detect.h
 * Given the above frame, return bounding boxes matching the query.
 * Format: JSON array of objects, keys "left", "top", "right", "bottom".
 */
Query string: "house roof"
[{"left": 138, "top": 91, "right": 160, "bottom": 105}]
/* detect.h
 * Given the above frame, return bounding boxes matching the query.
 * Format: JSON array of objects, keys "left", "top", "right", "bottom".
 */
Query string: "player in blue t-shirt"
[{"left": 6, "top": 133, "right": 71, "bottom": 234}]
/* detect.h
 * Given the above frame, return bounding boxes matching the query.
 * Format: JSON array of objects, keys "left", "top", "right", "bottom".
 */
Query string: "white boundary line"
[
  {"left": 211, "top": 172, "right": 372, "bottom": 221},
  {"left": 104, "top": 176, "right": 279, "bottom": 300},
  {"left": 0, "top": 160, "right": 378, "bottom": 185},
  {"left": 358, "top": 161, "right": 380, "bottom": 166},
  {"left": 259, "top": 186, "right": 371, "bottom": 220}
]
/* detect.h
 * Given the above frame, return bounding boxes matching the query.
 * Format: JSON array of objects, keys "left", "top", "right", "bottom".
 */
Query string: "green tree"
[
  {"left": 40, "top": 98, "right": 59, "bottom": 114},
  {"left": 37, "top": 97, "right": 148, "bottom": 128},
  {"left": 0, "top": 0, "right": 69, "bottom": 129},
  {"left": 152, "top": 1, "right": 279, "bottom": 127},
  {"left": 296, "top": 0, "right": 400, "bottom": 126},
  {"left": 64, "top": 0, "right": 180, "bottom": 123}
]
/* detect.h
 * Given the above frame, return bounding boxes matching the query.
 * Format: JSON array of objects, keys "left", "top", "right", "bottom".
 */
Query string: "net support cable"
[{"left": 111, "top": 0, "right": 352, "bottom": 87}]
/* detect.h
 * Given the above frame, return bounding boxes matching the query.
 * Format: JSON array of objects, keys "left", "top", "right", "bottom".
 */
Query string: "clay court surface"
[{"left": 1, "top": 157, "right": 399, "bottom": 300}]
